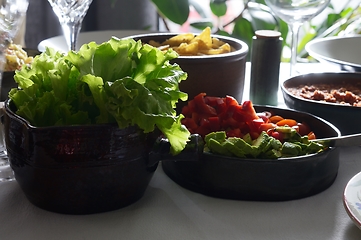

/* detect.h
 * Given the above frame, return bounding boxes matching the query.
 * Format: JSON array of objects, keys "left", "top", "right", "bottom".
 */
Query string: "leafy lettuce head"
[{"left": 9, "top": 37, "right": 190, "bottom": 155}]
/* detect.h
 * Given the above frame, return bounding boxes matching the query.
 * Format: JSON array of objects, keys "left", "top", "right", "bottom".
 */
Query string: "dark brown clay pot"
[
  {"left": 281, "top": 72, "right": 361, "bottom": 135},
  {"left": 125, "top": 33, "right": 249, "bottom": 110},
  {"left": 4, "top": 100, "right": 161, "bottom": 214},
  {"left": 161, "top": 105, "right": 341, "bottom": 201}
]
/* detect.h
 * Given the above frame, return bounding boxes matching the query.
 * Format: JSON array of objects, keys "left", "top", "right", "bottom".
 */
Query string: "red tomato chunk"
[{"left": 181, "top": 93, "right": 315, "bottom": 141}]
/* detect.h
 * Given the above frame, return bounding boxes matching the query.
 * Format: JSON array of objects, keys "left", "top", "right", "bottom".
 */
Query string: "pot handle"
[{"left": 148, "top": 134, "right": 204, "bottom": 167}]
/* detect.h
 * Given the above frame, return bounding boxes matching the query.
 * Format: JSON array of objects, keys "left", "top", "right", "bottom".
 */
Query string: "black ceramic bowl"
[
  {"left": 124, "top": 33, "right": 249, "bottom": 110},
  {"left": 162, "top": 105, "right": 341, "bottom": 201},
  {"left": 281, "top": 72, "right": 361, "bottom": 135},
  {"left": 1, "top": 48, "right": 41, "bottom": 101},
  {"left": 3, "top": 100, "right": 163, "bottom": 215}
]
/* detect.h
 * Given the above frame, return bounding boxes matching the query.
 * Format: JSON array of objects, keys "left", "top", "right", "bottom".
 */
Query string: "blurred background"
[
  {"left": 23, "top": 0, "right": 361, "bottom": 62},
  {"left": 24, "top": 0, "right": 158, "bottom": 49}
]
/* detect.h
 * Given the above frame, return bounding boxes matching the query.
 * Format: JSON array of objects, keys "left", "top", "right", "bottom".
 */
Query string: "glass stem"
[
  {"left": 289, "top": 22, "right": 302, "bottom": 77},
  {"left": 61, "top": 20, "right": 82, "bottom": 51}
]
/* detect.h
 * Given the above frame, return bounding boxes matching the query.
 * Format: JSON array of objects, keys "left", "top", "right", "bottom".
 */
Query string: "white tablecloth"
[
  {"left": 1, "top": 59, "right": 360, "bottom": 239},
  {"left": 1, "top": 147, "right": 361, "bottom": 240}
]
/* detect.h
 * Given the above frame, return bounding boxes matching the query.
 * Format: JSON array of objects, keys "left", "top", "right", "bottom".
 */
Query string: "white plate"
[
  {"left": 343, "top": 171, "right": 361, "bottom": 230},
  {"left": 37, "top": 30, "right": 152, "bottom": 53},
  {"left": 305, "top": 36, "right": 361, "bottom": 72}
]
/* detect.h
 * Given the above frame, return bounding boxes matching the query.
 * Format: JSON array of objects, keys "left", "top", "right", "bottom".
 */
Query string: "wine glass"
[
  {"left": 48, "top": 0, "right": 93, "bottom": 51},
  {"left": 0, "top": 0, "right": 29, "bottom": 182},
  {"left": 265, "top": 0, "right": 330, "bottom": 76}
]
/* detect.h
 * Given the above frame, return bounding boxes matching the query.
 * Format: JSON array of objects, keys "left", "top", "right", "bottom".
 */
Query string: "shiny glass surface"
[
  {"left": 0, "top": 0, "right": 29, "bottom": 181},
  {"left": 48, "top": 0, "right": 93, "bottom": 51},
  {"left": 265, "top": 0, "right": 330, "bottom": 76}
]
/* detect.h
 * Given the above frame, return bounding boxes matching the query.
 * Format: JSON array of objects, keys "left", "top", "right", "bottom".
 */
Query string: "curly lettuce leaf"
[{"left": 9, "top": 38, "right": 189, "bottom": 154}]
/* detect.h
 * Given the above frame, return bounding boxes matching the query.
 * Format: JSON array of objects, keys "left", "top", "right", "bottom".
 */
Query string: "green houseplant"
[{"left": 151, "top": 0, "right": 361, "bottom": 62}]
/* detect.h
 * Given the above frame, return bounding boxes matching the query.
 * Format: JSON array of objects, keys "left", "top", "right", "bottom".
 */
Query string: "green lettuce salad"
[{"left": 9, "top": 37, "right": 190, "bottom": 155}]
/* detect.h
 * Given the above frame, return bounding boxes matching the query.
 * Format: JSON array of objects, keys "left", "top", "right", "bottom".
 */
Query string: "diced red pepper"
[
  {"left": 246, "top": 118, "right": 263, "bottom": 134},
  {"left": 208, "top": 116, "right": 221, "bottom": 132},
  {"left": 225, "top": 95, "right": 239, "bottom": 107},
  {"left": 230, "top": 105, "right": 246, "bottom": 122},
  {"left": 193, "top": 93, "right": 217, "bottom": 116},
  {"left": 191, "top": 112, "right": 200, "bottom": 124},
  {"left": 241, "top": 100, "right": 259, "bottom": 121},
  {"left": 184, "top": 99, "right": 196, "bottom": 116},
  {"left": 181, "top": 118, "right": 198, "bottom": 133},
  {"left": 199, "top": 118, "right": 210, "bottom": 129},
  {"left": 180, "top": 93, "right": 316, "bottom": 143},
  {"left": 222, "top": 117, "right": 240, "bottom": 129},
  {"left": 226, "top": 128, "right": 242, "bottom": 138},
  {"left": 196, "top": 125, "right": 211, "bottom": 138}
]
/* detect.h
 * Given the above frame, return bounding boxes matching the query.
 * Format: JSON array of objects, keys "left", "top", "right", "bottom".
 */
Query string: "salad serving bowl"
[
  {"left": 4, "top": 100, "right": 176, "bottom": 215},
  {"left": 125, "top": 32, "right": 249, "bottom": 110},
  {"left": 306, "top": 36, "right": 361, "bottom": 72},
  {"left": 281, "top": 72, "right": 361, "bottom": 135},
  {"left": 3, "top": 37, "right": 196, "bottom": 214},
  {"left": 161, "top": 105, "right": 341, "bottom": 201}
]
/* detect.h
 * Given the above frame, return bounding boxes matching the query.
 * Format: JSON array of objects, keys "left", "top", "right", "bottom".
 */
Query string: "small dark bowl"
[
  {"left": 162, "top": 105, "right": 341, "bottom": 201},
  {"left": 4, "top": 100, "right": 162, "bottom": 215},
  {"left": 281, "top": 72, "right": 361, "bottom": 135},
  {"left": 1, "top": 48, "right": 41, "bottom": 101},
  {"left": 124, "top": 33, "right": 249, "bottom": 110}
]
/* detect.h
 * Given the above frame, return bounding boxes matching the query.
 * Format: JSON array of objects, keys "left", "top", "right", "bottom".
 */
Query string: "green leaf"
[
  {"left": 10, "top": 38, "right": 190, "bottom": 155},
  {"left": 215, "top": 30, "right": 232, "bottom": 36},
  {"left": 151, "top": 0, "right": 190, "bottom": 25},
  {"left": 189, "top": 19, "right": 214, "bottom": 30},
  {"left": 210, "top": 1, "right": 227, "bottom": 17},
  {"left": 232, "top": 18, "right": 254, "bottom": 60}
]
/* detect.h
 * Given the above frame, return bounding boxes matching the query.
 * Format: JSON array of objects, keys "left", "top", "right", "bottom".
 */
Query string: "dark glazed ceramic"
[
  {"left": 162, "top": 105, "right": 341, "bottom": 201},
  {"left": 281, "top": 72, "right": 361, "bottom": 135},
  {"left": 125, "top": 33, "right": 249, "bottom": 110},
  {"left": 4, "top": 100, "right": 160, "bottom": 214}
]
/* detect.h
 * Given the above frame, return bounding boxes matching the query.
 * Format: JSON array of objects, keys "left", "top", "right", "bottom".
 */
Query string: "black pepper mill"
[{"left": 249, "top": 30, "right": 283, "bottom": 106}]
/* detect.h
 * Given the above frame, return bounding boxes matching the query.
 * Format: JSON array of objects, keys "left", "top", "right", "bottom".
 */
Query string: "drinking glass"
[
  {"left": 48, "top": 0, "right": 93, "bottom": 51},
  {"left": 265, "top": 0, "right": 330, "bottom": 76},
  {"left": 0, "top": 0, "right": 29, "bottom": 182}
]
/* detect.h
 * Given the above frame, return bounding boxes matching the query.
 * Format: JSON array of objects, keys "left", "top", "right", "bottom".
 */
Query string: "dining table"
[{"left": 1, "top": 31, "right": 361, "bottom": 240}]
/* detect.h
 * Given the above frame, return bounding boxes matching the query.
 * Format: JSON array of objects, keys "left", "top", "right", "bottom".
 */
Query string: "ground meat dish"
[{"left": 287, "top": 82, "right": 361, "bottom": 107}]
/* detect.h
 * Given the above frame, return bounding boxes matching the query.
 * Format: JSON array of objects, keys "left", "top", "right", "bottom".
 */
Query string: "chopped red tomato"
[
  {"left": 180, "top": 93, "right": 316, "bottom": 141},
  {"left": 308, "top": 132, "right": 316, "bottom": 140},
  {"left": 297, "top": 122, "right": 312, "bottom": 136},
  {"left": 193, "top": 93, "right": 217, "bottom": 116},
  {"left": 226, "top": 128, "right": 242, "bottom": 138}
]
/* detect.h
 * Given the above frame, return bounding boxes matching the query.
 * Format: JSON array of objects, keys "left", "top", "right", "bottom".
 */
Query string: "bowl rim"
[
  {"left": 202, "top": 149, "right": 335, "bottom": 162},
  {"left": 122, "top": 32, "right": 249, "bottom": 59},
  {"left": 305, "top": 35, "right": 361, "bottom": 70},
  {"left": 199, "top": 104, "right": 341, "bottom": 162},
  {"left": 4, "top": 99, "right": 119, "bottom": 131},
  {"left": 281, "top": 72, "right": 361, "bottom": 109}
]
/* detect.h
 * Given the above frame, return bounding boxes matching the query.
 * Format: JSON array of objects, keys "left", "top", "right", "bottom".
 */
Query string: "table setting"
[{"left": 1, "top": 0, "right": 361, "bottom": 239}]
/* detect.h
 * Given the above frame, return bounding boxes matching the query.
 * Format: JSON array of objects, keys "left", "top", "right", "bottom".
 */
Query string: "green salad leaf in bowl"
[{"left": 9, "top": 37, "right": 190, "bottom": 155}]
